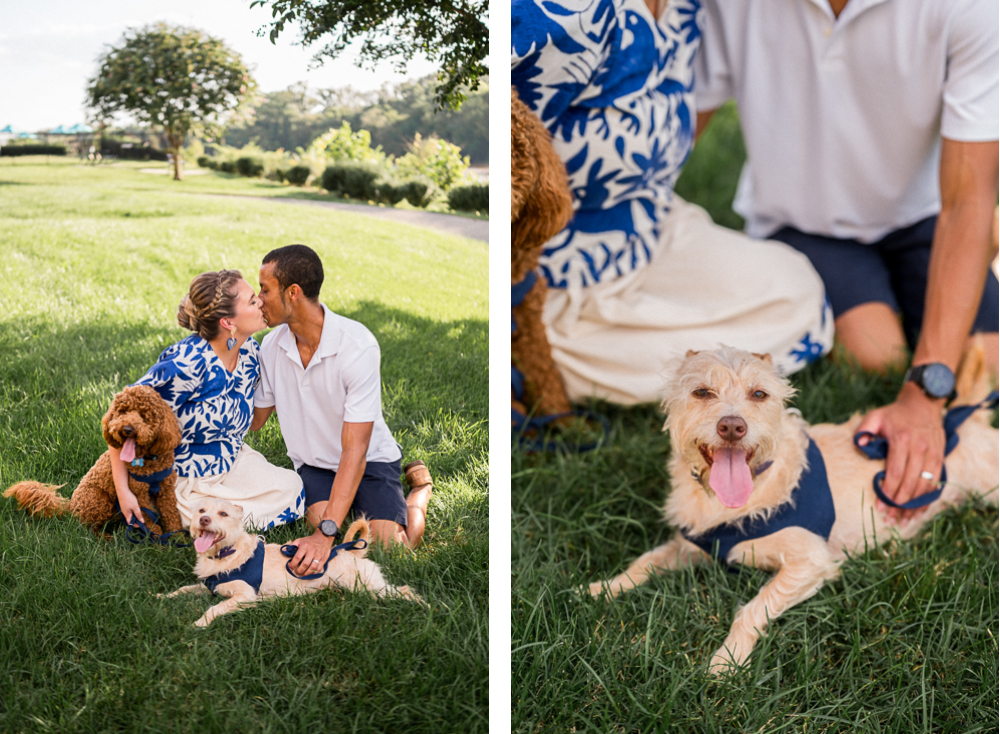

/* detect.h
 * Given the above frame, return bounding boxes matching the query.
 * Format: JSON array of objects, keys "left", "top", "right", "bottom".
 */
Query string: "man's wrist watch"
[
  {"left": 903, "top": 362, "right": 956, "bottom": 401},
  {"left": 318, "top": 519, "right": 339, "bottom": 538}
]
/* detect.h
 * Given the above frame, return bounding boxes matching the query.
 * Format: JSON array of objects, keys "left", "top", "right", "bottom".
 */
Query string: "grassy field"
[
  {"left": 512, "top": 108, "right": 998, "bottom": 732},
  {"left": 0, "top": 158, "right": 488, "bottom": 732}
]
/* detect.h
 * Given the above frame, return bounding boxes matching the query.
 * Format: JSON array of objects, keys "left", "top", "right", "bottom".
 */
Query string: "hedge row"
[
  {"left": 194, "top": 157, "right": 434, "bottom": 209},
  {"left": 100, "top": 140, "right": 168, "bottom": 161},
  {"left": 447, "top": 184, "right": 489, "bottom": 213},
  {"left": 320, "top": 165, "right": 432, "bottom": 208},
  {"left": 0, "top": 145, "right": 67, "bottom": 157}
]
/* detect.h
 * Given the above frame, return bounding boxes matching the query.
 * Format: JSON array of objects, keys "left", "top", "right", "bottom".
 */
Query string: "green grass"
[
  {"left": 513, "top": 108, "right": 997, "bottom": 732},
  {"left": 0, "top": 158, "right": 487, "bottom": 732},
  {"left": 6, "top": 156, "right": 489, "bottom": 218}
]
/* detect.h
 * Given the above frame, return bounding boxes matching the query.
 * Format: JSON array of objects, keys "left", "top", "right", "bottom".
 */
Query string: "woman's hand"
[
  {"left": 108, "top": 444, "right": 145, "bottom": 526},
  {"left": 117, "top": 487, "right": 146, "bottom": 527}
]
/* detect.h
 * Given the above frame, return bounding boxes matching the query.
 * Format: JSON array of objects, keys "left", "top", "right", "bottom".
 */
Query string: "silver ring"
[
  {"left": 920, "top": 470, "right": 935, "bottom": 481},
  {"left": 311, "top": 560, "right": 320, "bottom": 564}
]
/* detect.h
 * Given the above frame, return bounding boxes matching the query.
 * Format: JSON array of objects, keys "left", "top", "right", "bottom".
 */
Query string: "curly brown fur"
[
  {"left": 4, "top": 385, "right": 183, "bottom": 537},
  {"left": 511, "top": 87, "right": 574, "bottom": 417}
]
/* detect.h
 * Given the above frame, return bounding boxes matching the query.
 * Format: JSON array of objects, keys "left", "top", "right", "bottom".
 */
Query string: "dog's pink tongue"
[
  {"left": 120, "top": 437, "right": 136, "bottom": 463},
  {"left": 709, "top": 448, "right": 755, "bottom": 508},
  {"left": 194, "top": 532, "right": 216, "bottom": 553}
]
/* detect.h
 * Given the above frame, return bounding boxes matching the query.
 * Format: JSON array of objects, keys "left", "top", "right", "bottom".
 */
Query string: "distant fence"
[
  {"left": 99, "top": 140, "right": 169, "bottom": 161},
  {"left": 0, "top": 145, "right": 68, "bottom": 157}
]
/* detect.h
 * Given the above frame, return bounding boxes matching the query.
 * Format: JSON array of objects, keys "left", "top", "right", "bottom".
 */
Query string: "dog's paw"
[
  {"left": 585, "top": 581, "right": 609, "bottom": 599},
  {"left": 194, "top": 617, "right": 211, "bottom": 628},
  {"left": 707, "top": 646, "right": 746, "bottom": 677}
]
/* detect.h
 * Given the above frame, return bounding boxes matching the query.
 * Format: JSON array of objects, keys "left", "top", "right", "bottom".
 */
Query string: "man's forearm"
[
  {"left": 915, "top": 138, "right": 999, "bottom": 371},
  {"left": 321, "top": 449, "right": 367, "bottom": 530},
  {"left": 915, "top": 199, "right": 995, "bottom": 371}
]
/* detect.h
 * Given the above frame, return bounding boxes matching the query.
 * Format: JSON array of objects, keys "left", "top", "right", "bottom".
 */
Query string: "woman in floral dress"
[
  {"left": 110, "top": 270, "right": 305, "bottom": 531},
  {"left": 512, "top": 0, "right": 835, "bottom": 405}
]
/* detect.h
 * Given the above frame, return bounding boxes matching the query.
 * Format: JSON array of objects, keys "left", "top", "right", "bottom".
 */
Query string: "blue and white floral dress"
[
  {"left": 512, "top": 0, "right": 834, "bottom": 404},
  {"left": 134, "top": 335, "right": 305, "bottom": 531}
]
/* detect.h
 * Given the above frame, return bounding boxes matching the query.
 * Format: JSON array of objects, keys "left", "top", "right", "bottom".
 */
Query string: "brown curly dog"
[
  {"left": 511, "top": 87, "right": 575, "bottom": 420},
  {"left": 4, "top": 385, "right": 183, "bottom": 537}
]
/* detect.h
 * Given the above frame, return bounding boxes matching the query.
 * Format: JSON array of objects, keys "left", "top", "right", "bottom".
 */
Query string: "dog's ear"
[
  {"left": 232, "top": 504, "right": 244, "bottom": 513},
  {"left": 751, "top": 352, "right": 773, "bottom": 364},
  {"left": 101, "top": 394, "right": 120, "bottom": 447}
]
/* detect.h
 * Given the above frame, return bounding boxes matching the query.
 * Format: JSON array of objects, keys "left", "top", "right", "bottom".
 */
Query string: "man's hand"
[
  {"left": 286, "top": 531, "right": 335, "bottom": 577},
  {"left": 856, "top": 382, "right": 946, "bottom": 525}
]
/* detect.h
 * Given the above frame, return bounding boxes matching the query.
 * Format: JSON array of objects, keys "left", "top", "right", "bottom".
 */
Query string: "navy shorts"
[
  {"left": 770, "top": 216, "right": 999, "bottom": 348},
  {"left": 297, "top": 459, "right": 408, "bottom": 528}
]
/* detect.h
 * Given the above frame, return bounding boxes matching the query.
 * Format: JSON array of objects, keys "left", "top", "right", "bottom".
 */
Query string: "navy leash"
[
  {"left": 511, "top": 271, "right": 609, "bottom": 452},
  {"left": 121, "top": 507, "right": 192, "bottom": 547},
  {"left": 853, "top": 390, "right": 998, "bottom": 510},
  {"left": 279, "top": 538, "right": 369, "bottom": 580}
]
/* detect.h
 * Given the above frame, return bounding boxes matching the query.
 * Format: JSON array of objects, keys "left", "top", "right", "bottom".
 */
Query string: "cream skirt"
[
  {"left": 543, "top": 196, "right": 836, "bottom": 405},
  {"left": 174, "top": 444, "right": 305, "bottom": 531}
]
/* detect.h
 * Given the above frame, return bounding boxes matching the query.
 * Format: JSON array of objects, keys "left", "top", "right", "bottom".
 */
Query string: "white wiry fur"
[
  {"left": 161, "top": 499, "right": 424, "bottom": 626},
  {"left": 590, "top": 343, "right": 998, "bottom": 674}
]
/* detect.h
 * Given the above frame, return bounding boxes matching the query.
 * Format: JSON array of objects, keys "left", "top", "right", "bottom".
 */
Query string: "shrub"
[
  {"left": 0, "top": 145, "right": 67, "bottom": 157},
  {"left": 320, "top": 165, "right": 347, "bottom": 194},
  {"left": 219, "top": 160, "right": 237, "bottom": 174},
  {"left": 236, "top": 156, "right": 265, "bottom": 177},
  {"left": 285, "top": 165, "right": 311, "bottom": 185},
  {"left": 447, "top": 183, "right": 489, "bottom": 213},
  {"left": 197, "top": 156, "right": 211, "bottom": 168},
  {"left": 396, "top": 133, "right": 472, "bottom": 191},
  {"left": 374, "top": 182, "right": 406, "bottom": 206},
  {"left": 342, "top": 166, "right": 380, "bottom": 200},
  {"left": 400, "top": 180, "right": 433, "bottom": 208}
]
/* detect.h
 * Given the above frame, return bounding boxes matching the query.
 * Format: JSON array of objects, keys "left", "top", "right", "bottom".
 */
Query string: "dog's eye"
[
  {"left": 219, "top": 511, "right": 228, "bottom": 517},
  {"left": 692, "top": 388, "right": 710, "bottom": 398},
  {"left": 751, "top": 390, "right": 768, "bottom": 400}
]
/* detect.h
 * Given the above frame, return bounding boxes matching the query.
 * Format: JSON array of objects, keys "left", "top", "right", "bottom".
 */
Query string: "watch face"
[
  {"left": 319, "top": 519, "right": 338, "bottom": 537},
  {"left": 921, "top": 363, "right": 955, "bottom": 398}
]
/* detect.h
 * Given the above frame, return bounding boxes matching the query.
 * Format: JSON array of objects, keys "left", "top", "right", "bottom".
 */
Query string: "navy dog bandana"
[{"left": 682, "top": 437, "right": 836, "bottom": 564}]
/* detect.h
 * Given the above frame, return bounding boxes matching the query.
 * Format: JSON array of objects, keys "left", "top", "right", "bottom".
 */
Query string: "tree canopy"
[
  {"left": 87, "top": 24, "right": 257, "bottom": 180},
  {"left": 223, "top": 75, "right": 488, "bottom": 163},
  {"left": 249, "top": 0, "right": 488, "bottom": 111}
]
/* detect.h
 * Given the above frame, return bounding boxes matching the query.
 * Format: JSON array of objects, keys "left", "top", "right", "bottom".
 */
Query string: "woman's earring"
[{"left": 227, "top": 325, "right": 237, "bottom": 351}]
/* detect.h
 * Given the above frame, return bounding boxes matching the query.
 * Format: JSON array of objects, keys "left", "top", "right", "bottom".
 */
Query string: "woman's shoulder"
[{"left": 149, "top": 335, "right": 211, "bottom": 374}]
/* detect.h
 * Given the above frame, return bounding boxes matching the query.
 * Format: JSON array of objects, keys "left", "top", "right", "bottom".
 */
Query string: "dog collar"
[
  {"left": 690, "top": 459, "right": 773, "bottom": 482},
  {"left": 211, "top": 546, "right": 237, "bottom": 560},
  {"left": 130, "top": 454, "right": 159, "bottom": 467},
  {"left": 128, "top": 466, "right": 173, "bottom": 496}
]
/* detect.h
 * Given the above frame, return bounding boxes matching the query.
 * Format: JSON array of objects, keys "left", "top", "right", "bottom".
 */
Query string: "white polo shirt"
[
  {"left": 695, "top": 0, "right": 999, "bottom": 242},
  {"left": 255, "top": 304, "right": 402, "bottom": 471}
]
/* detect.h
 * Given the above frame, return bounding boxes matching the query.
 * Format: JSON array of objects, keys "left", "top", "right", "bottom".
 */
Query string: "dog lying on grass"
[
  {"left": 162, "top": 499, "right": 424, "bottom": 627},
  {"left": 4, "top": 385, "right": 183, "bottom": 537},
  {"left": 589, "top": 343, "right": 998, "bottom": 674}
]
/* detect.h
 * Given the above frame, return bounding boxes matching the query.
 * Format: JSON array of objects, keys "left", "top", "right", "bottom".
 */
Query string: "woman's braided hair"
[{"left": 177, "top": 270, "right": 243, "bottom": 341}]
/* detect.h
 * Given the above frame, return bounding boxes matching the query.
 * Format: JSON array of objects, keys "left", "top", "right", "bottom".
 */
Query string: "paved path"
[{"left": 200, "top": 193, "right": 489, "bottom": 243}]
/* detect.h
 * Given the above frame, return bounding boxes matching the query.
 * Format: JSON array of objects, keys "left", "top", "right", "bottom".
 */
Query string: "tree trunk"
[{"left": 166, "top": 128, "right": 184, "bottom": 181}]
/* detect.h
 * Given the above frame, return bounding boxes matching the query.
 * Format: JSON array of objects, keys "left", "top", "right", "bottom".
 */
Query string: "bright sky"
[{"left": 0, "top": 0, "right": 439, "bottom": 131}]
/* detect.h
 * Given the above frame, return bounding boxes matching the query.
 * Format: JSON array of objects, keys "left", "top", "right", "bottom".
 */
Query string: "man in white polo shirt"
[
  {"left": 250, "top": 245, "right": 433, "bottom": 574},
  {"left": 695, "top": 0, "right": 998, "bottom": 523}
]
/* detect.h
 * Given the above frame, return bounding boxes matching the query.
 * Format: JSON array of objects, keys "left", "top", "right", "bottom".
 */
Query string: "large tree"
[
  {"left": 249, "top": 0, "right": 488, "bottom": 110},
  {"left": 87, "top": 24, "right": 257, "bottom": 180}
]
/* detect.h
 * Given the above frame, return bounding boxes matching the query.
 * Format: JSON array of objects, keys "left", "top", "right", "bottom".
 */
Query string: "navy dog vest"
[
  {"left": 682, "top": 437, "right": 836, "bottom": 564},
  {"left": 204, "top": 540, "right": 266, "bottom": 595}
]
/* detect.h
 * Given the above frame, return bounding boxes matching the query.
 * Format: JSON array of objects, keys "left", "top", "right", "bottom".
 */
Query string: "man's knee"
[{"left": 833, "top": 302, "right": 908, "bottom": 373}]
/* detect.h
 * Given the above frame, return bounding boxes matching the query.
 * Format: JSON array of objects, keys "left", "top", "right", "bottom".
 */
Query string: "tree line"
[{"left": 221, "top": 75, "right": 488, "bottom": 165}]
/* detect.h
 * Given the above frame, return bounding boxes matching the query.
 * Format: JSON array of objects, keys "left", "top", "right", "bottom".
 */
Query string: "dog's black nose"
[
  {"left": 199, "top": 515, "right": 210, "bottom": 526},
  {"left": 122, "top": 426, "right": 135, "bottom": 437},
  {"left": 717, "top": 415, "right": 747, "bottom": 441}
]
